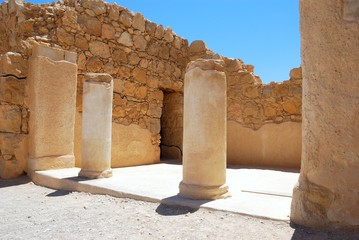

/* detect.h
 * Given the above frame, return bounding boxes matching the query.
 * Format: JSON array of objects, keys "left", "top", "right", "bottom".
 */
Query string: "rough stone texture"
[
  {"left": 291, "top": 0, "right": 359, "bottom": 230},
  {"left": 27, "top": 44, "right": 77, "bottom": 172},
  {"left": 0, "top": 52, "right": 28, "bottom": 77},
  {"left": 0, "top": 0, "right": 303, "bottom": 177},
  {"left": 0, "top": 53, "right": 28, "bottom": 179},
  {"left": 179, "top": 59, "right": 229, "bottom": 200},
  {"left": 79, "top": 73, "right": 113, "bottom": 179}
]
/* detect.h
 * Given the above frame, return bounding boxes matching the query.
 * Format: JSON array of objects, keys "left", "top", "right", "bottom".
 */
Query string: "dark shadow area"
[
  {"left": 290, "top": 222, "right": 359, "bottom": 240},
  {"left": 159, "top": 159, "right": 182, "bottom": 165},
  {"left": 63, "top": 176, "right": 92, "bottom": 182},
  {"left": 0, "top": 174, "right": 31, "bottom": 188},
  {"left": 158, "top": 159, "right": 299, "bottom": 174},
  {"left": 156, "top": 203, "right": 198, "bottom": 216},
  {"left": 46, "top": 189, "right": 72, "bottom": 197},
  {"left": 227, "top": 164, "right": 300, "bottom": 174},
  {"left": 156, "top": 195, "right": 211, "bottom": 216}
]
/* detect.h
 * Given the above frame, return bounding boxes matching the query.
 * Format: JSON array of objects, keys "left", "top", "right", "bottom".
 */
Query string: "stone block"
[
  {"left": 57, "top": 28, "right": 75, "bottom": 46},
  {"left": 0, "top": 133, "right": 27, "bottom": 179},
  {"left": 0, "top": 75, "right": 26, "bottom": 105},
  {"left": 81, "top": 0, "right": 106, "bottom": 16},
  {"left": 119, "top": 10, "right": 133, "bottom": 28},
  {"left": 0, "top": 104, "right": 22, "bottom": 133},
  {"left": 132, "top": 68, "right": 147, "bottom": 84},
  {"left": 27, "top": 45, "right": 77, "bottom": 172},
  {"left": 289, "top": 67, "right": 302, "bottom": 79},
  {"left": 117, "top": 31, "right": 133, "bottom": 47},
  {"left": 32, "top": 44, "right": 76, "bottom": 63},
  {"left": 282, "top": 101, "right": 297, "bottom": 114},
  {"left": 189, "top": 40, "right": 207, "bottom": 54},
  {"left": 89, "top": 41, "right": 111, "bottom": 58},
  {"left": 0, "top": 52, "right": 27, "bottom": 77},
  {"left": 102, "top": 24, "right": 115, "bottom": 39},
  {"left": 77, "top": 14, "right": 102, "bottom": 36},
  {"left": 132, "top": 13, "right": 145, "bottom": 32}
]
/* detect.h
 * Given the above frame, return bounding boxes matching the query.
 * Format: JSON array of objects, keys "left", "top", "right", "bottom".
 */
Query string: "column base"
[
  {"left": 179, "top": 181, "right": 231, "bottom": 200},
  {"left": 78, "top": 168, "right": 112, "bottom": 179},
  {"left": 291, "top": 178, "right": 333, "bottom": 229},
  {"left": 27, "top": 155, "right": 75, "bottom": 172}
]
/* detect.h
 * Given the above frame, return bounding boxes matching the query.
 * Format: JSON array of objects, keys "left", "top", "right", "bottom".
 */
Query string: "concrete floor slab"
[{"left": 31, "top": 162, "right": 299, "bottom": 221}]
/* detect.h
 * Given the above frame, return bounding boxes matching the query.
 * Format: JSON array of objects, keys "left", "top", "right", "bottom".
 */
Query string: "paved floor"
[{"left": 31, "top": 161, "right": 299, "bottom": 221}]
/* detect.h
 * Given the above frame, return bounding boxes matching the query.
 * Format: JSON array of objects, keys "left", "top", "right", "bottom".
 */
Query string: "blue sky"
[{"left": 29, "top": 0, "right": 300, "bottom": 83}]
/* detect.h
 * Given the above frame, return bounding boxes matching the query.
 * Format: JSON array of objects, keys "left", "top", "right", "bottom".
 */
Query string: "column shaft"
[
  {"left": 291, "top": 0, "right": 359, "bottom": 229},
  {"left": 79, "top": 73, "right": 113, "bottom": 178},
  {"left": 179, "top": 59, "right": 229, "bottom": 200}
]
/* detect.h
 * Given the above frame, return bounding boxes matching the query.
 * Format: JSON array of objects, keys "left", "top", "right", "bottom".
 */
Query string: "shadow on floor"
[
  {"left": 46, "top": 189, "right": 72, "bottom": 197},
  {"left": 0, "top": 174, "right": 31, "bottom": 188},
  {"left": 64, "top": 176, "right": 93, "bottom": 182},
  {"left": 156, "top": 195, "right": 212, "bottom": 216},
  {"left": 227, "top": 164, "right": 300, "bottom": 173},
  {"left": 156, "top": 203, "right": 198, "bottom": 216},
  {"left": 290, "top": 222, "right": 359, "bottom": 240},
  {"left": 160, "top": 159, "right": 300, "bottom": 173}
]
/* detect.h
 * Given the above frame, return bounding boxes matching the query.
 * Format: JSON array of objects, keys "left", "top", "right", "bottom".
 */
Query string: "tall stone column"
[
  {"left": 291, "top": 0, "right": 359, "bottom": 229},
  {"left": 79, "top": 73, "right": 113, "bottom": 178},
  {"left": 27, "top": 44, "right": 77, "bottom": 172},
  {"left": 179, "top": 59, "right": 229, "bottom": 200}
]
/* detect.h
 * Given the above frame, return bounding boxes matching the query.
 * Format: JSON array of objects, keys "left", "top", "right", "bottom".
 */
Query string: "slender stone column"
[
  {"left": 27, "top": 44, "right": 77, "bottom": 172},
  {"left": 291, "top": 0, "right": 359, "bottom": 229},
  {"left": 179, "top": 59, "right": 229, "bottom": 200},
  {"left": 79, "top": 73, "right": 113, "bottom": 178}
]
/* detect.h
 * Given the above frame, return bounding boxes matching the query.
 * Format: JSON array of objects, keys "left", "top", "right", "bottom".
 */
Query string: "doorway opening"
[{"left": 160, "top": 91, "right": 183, "bottom": 161}]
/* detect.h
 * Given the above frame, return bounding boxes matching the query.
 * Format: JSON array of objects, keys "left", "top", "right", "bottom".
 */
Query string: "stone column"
[
  {"left": 179, "top": 59, "right": 229, "bottom": 200},
  {"left": 27, "top": 44, "right": 77, "bottom": 172},
  {"left": 291, "top": 0, "right": 359, "bottom": 229},
  {"left": 78, "top": 73, "right": 113, "bottom": 178}
]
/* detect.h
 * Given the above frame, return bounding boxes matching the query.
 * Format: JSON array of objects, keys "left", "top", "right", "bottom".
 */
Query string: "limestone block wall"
[
  {"left": 176, "top": 41, "right": 303, "bottom": 168},
  {"left": 0, "top": 53, "right": 28, "bottom": 179},
  {"left": 226, "top": 66, "right": 302, "bottom": 168},
  {"left": 0, "top": 0, "right": 303, "bottom": 178},
  {"left": 0, "top": 0, "right": 189, "bottom": 171}
]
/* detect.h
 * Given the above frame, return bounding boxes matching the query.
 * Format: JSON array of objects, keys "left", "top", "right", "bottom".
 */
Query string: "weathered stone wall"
[
  {"left": 0, "top": 52, "right": 28, "bottom": 179},
  {"left": 0, "top": 0, "right": 302, "bottom": 178},
  {"left": 163, "top": 40, "right": 303, "bottom": 168},
  {"left": 0, "top": 0, "right": 189, "bottom": 174},
  {"left": 226, "top": 65, "right": 302, "bottom": 168}
]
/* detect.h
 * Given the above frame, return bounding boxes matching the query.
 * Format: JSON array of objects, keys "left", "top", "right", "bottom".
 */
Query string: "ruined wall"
[
  {"left": 0, "top": 0, "right": 189, "bottom": 177},
  {"left": 0, "top": 53, "right": 28, "bottom": 179},
  {"left": 0, "top": 0, "right": 302, "bottom": 178},
  {"left": 226, "top": 66, "right": 302, "bottom": 168},
  {"left": 166, "top": 41, "right": 303, "bottom": 168}
]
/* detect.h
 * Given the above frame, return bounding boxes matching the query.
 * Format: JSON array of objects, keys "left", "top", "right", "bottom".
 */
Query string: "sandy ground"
[{"left": 1, "top": 176, "right": 359, "bottom": 240}]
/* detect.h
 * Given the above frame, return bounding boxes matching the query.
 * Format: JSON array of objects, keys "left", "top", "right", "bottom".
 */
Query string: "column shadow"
[
  {"left": 290, "top": 222, "right": 359, "bottom": 240},
  {"left": 46, "top": 189, "right": 72, "bottom": 197},
  {"left": 0, "top": 175, "right": 31, "bottom": 188},
  {"left": 156, "top": 195, "right": 211, "bottom": 216}
]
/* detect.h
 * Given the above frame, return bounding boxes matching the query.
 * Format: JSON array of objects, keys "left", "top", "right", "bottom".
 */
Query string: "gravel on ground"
[{"left": 1, "top": 176, "right": 359, "bottom": 240}]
